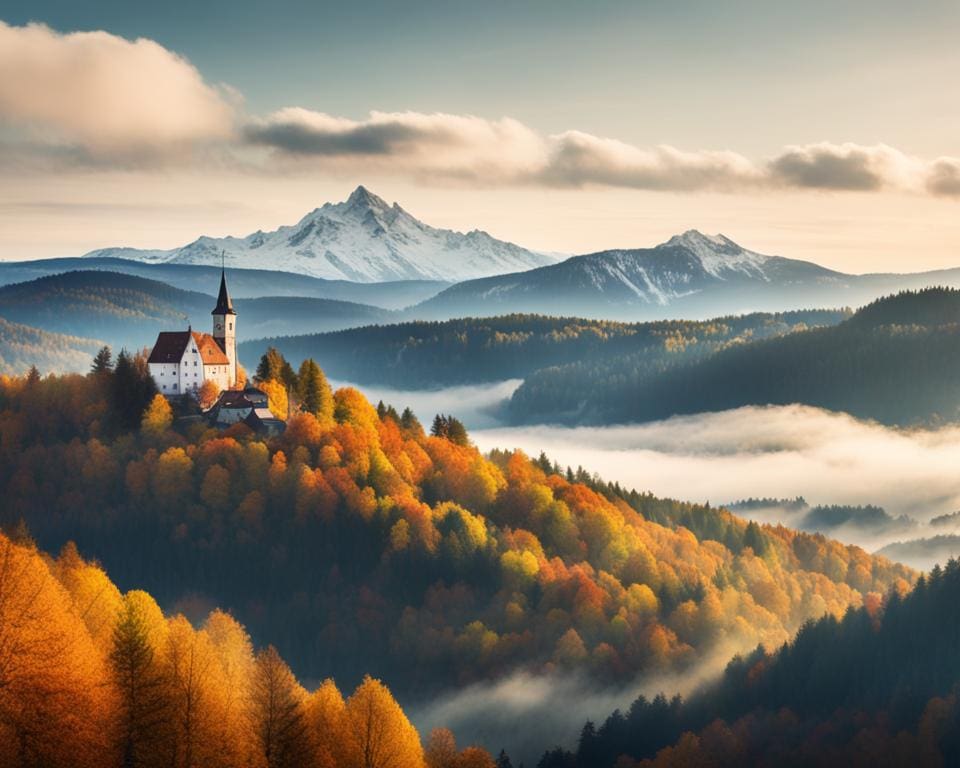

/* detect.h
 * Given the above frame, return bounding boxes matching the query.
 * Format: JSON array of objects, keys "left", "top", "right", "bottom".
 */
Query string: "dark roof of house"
[
  {"left": 148, "top": 330, "right": 230, "bottom": 365},
  {"left": 216, "top": 391, "right": 255, "bottom": 409},
  {"left": 211, "top": 270, "right": 236, "bottom": 316},
  {"left": 244, "top": 407, "right": 286, "bottom": 434},
  {"left": 211, "top": 385, "right": 267, "bottom": 409}
]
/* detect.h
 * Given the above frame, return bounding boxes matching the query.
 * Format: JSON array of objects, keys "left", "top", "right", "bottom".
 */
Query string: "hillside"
[
  {"left": 0, "top": 529, "right": 468, "bottom": 768},
  {"left": 0, "top": 364, "right": 912, "bottom": 705},
  {"left": 877, "top": 535, "right": 960, "bottom": 571},
  {"left": 0, "top": 316, "right": 104, "bottom": 375},
  {"left": 538, "top": 559, "right": 960, "bottom": 767},
  {"left": 0, "top": 256, "right": 448, "bottom": 309},
  {"left": 82, "top": 186, "right": 555, "bottom": 283},
  {"left": 238, "top": 309, "right": 849, "bottom": 390},
  {"left": 414, "top": 231, "right": 960, "bottom": 321},
  {"left": 0, "top": 271, "right": 394, "bottom": 355},
  {"left": 509, "top": 288, "right": 960, "bottom": 427}
]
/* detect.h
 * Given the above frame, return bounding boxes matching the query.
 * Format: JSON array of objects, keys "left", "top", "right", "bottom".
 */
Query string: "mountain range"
[
  {"left": 82, "top": 186, "right": 555, "bottom": 283},
  {"left": 414, "top": 230, "right": 960, "bottom": 320}
]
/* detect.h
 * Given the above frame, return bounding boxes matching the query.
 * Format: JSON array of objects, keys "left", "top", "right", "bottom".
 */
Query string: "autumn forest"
[{"left": 0, "top": 343, "right": 926, "bottom": 766}]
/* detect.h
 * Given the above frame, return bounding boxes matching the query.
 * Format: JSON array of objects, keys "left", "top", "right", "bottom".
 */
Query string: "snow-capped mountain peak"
[
  {"left": 658, "top": 229, "right": 771, "bottom": 279},
  {"left": 344, "top": 184, "right": 391, "bottom": 213},
  {"left": 82, "top": 186, "right": 556, "bottom": 283},
  {"left": 415, "top": 229, "right": 846, "bottom": 320}
]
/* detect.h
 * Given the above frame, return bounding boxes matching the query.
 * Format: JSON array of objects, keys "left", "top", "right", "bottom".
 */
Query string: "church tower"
[{"left": 211, "top": 268, "right": 237, "bottom": 386}]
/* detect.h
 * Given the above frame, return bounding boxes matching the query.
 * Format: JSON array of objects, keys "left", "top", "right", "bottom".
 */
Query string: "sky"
[{"left": 0, "top": 0, "right": 958, "bottom": 270}]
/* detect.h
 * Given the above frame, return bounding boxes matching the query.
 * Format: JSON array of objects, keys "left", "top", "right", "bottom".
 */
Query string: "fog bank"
[{"left": 473, "top": 404, "right": 960, "bottom": 527}]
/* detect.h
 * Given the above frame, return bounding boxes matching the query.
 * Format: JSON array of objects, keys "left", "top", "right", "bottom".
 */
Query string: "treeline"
[
  {"left": 725, "top": 498, "right": 916, "bottom": 538},
  {"left": 539, "top": 559, "right": 960, "bottom": 767},
  {"left": 512, "top": 288, "right": 960, "bottom": 426},
  {"left": 0, "top": 529, "right": 515, "bottom": 768},
  {"left": 240, "top": 310, "right": 848, "bottom": 390},
  {"left": 0, "top": 271, "right": 205, "bottom": 350}
]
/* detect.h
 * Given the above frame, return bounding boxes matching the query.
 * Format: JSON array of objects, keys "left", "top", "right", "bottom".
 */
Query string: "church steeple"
[
  {"left": 211, "top": 257, "right": 237, "bottom": 387},
  {"left": 211, "top": 268, "right": 235, "bottom": 316}
]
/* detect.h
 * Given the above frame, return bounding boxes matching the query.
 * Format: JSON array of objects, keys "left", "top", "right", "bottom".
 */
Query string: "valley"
[{"left": 5, "top": 4, "right": 959, "bottom": 765}]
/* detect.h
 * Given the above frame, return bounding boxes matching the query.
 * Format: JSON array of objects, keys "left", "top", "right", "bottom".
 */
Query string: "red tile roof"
[
  {"left": 193, "top": 332, "right": 230, "bottom": 365},
  {"left": 148, "top": 330, "right": 230, "bottom": 366}
]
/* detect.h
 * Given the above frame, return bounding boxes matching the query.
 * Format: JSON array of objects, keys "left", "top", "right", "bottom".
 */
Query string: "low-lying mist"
[
  {"left": 329, "top": 378, "right": 522, "bottom": 430},
  {"left": 339, "top": 377, "right": 960, "bottom": 563},
  {"left": 474, "top": 404, "right": 960, "bottom": 529},
  {"left": 312, "top": 382, "right": 960, "bottom": 755},
  {"left": 409, "top": 644, "right": 739, "bottom": 766}
]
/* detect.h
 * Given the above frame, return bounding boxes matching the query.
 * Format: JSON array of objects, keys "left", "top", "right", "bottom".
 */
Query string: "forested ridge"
[
  {"left": 0, "top": 271, "right": 394, "bottom": 355},
  {"left": 511, "top": 288, "right": 960, "bottom": 426},
  {"left": 0, "top": 529, "right": 518, "bottom": 768},
  {"left": 0, "top": 352, "right": 911, "bottom": 706},
  {"left": 239, "top": 309, "right": 848, "bottom": 390},
  {"left": 538, "top": 559, "right": 960, "bottom": 768},
  {"left": 0, "top": 315, "right": 104, "bottom": 375}
]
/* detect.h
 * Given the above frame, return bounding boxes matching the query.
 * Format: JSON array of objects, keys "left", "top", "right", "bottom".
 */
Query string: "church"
[{"left": 147, "top": 270, "right": 238, "bottom": 397}]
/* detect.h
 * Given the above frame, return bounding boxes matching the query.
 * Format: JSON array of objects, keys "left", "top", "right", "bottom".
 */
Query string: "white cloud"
[
  {"left": 540, "top": 132, "right": 763, "bottom": 190},
  {"left": 244, "top": 109, "right": 547, "bottom": 182},
  {"left": 0, "top": 21, "right": 235, "bottom": 163},
  {"left": 0, "top": 21, "right": 958, "bottom": 198},
  {"left": 244, "top": 108, "right": 960, "bottom": 196},
  {"left": 767, "top": 142, "right": 923, "bottom": 191}
]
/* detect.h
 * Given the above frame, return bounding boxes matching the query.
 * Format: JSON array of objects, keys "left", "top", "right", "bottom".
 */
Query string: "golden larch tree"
[
  {"left": 249, "top": 646, "right": 311, "bottom": 768},
  {"left": 0, "top": 534, "right": 116, "bottom": 768},
  {"left": 205, "top": 610, "right": 257, "bottom": 766},
  {"left": 345, "top": 675, "right": 426, "bottom": 768}
]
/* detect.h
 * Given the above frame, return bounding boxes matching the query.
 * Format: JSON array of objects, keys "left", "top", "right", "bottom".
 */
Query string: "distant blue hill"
[
  {"left": 0, "top": 271, "right": 395, "bottom": 354},
  {"left": 0, "top": 257, "right": 447, "bottom": 310}
]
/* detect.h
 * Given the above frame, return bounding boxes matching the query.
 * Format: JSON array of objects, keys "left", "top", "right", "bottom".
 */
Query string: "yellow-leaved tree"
[
  {"left": 305, "top": 679, "right": 351, "bottom": 768},
  {"left": 197, "top": 379, "right": 220, "bottom": 410},
  {"left": 345, "top": 675, "right": 426, "bottom": 768},
  {"left": 141, "top": 393, "right": 173, "bottom": 438},
  {"left": 0, "top": 533, "right": 117, "bottom": 768},
  {"left": 204, "top": 610, "right": 257, "bottom": 765},
  {"left": 250, "top": 646, "right": 311, "bottom": 768},
  {"left": 260, "top": 379, "right": 289, "bottom": 420}
]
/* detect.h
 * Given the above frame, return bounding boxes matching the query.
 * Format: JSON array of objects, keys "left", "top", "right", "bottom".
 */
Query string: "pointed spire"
[{"left": 212, "top": 254, "right": 236, "bottom": 316}]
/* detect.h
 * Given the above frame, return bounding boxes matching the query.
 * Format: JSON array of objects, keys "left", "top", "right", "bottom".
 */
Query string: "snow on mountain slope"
[
  {"left": 415, "top": 230, "right": 848, "bottom": 319},
  {"left": 660, "top": 230, "right": 773, "bottom": 280},
  {"left": 81, "top": 186, "right": 555, "bottom": 283}
]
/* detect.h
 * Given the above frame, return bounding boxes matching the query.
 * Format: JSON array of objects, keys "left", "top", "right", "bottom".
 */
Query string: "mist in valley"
[{"left": 342, "top": 379, "right": 960, "bottom": 567}]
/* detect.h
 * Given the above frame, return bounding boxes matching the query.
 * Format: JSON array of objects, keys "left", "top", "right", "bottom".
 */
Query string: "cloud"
[
  {"left": 245, "top": 108, "right": 960, "bottom": 197},
  {"left": 927, "top": 158, "right": 960, "bottom": 196},
  {"left": 0, "top": 20, "right": 957, "bottom": 198},
  {"left": 244, "top": 109, "right": 546, "bottom": 181},
  {"left": 540, "top": 132, "right": 763, "bottom": 191},
  {"left": 0, "top": 21, "right": 235, "bottom": 164},
  {"left": 767, "top": 142, "right": 911, "bottom": 191}
]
